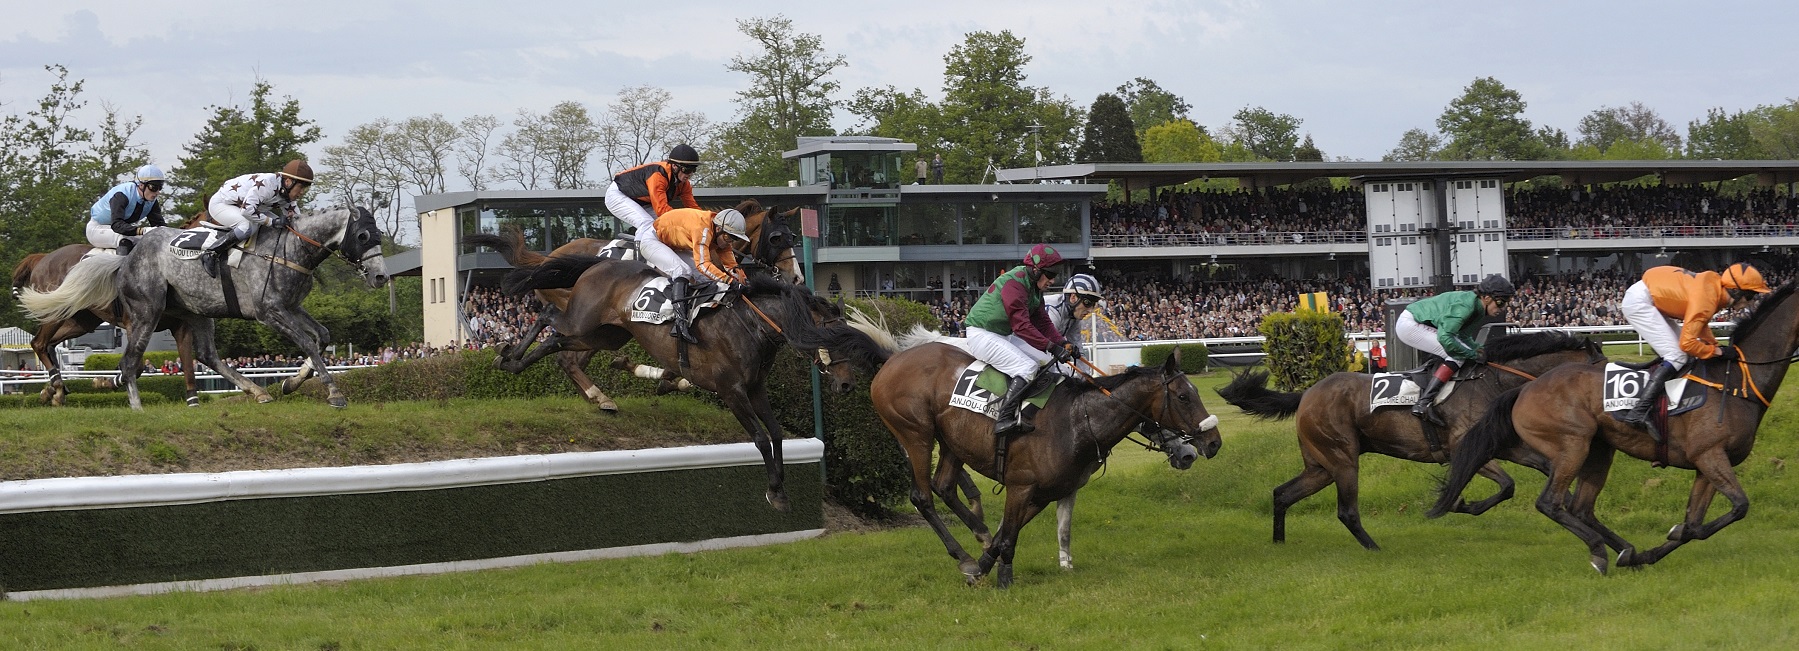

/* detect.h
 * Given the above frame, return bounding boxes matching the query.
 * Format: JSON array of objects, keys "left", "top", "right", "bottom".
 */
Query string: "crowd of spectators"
[
  {"left": 1091, "top": 186, "right": 1368, "bottom": 242},
  {"left": 1508, "top": 185, "right": 1799, "bottom": 234},
  {"left": 462, "top": 285, "right": 550, "bottom": 350}
]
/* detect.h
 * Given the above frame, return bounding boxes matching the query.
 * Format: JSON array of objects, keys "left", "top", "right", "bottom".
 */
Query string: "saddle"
[
  {"left": 626, "top": 276, "right": 730, "bottom": 325},
  {"left": 595, "top": 238, "right": 639, "bottom": 262},
  {"left": 947, "top": 360, "right": 1063, "bottom": 421},
  {"left": 166, "top": 223, "right": 245, "bottom": 268}
]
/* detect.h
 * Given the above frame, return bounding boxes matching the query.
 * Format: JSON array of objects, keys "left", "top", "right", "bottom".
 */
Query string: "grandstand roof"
[{"left": 995, "top": 160, "right": 1799, "bottom": 188}]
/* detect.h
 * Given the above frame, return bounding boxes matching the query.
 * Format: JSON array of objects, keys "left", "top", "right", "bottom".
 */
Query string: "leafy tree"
[
  {"left": 1748, "top": 99, "right": 1799, "bottom": 160},
  {"left": 710, "top": 15, "right": 845, "bottom": 186},
  {"left": 1225, "top": 106, "right": 1302, "bottom": 161},
  {"left": 1436, "top": 77, "right": 1543, "bottom": 161},
  {"left": 455, "top": 114, "right": 502, "bottom": 191},
  {"left": 601, "top": 85, "right": 710, "bottom": 180},
  {"left": 1114, "top": 77, "right": 1192, "bottom": 133},
  {"left": 1383, "top": 128, "right": 1444, "bottom": 161},
  {"left": 493, "top": 101, "right": 604, "bottom": 190},
  {"left": 170, "top": 79, "right": 322, "bottom": 217},
  {"left": 935, "top": 30, "right": 1083, "bottom": 182},
  {"left": 1686, "top": 107, "right": 1759, "bottom": 159},
  {"left": 1294, "top": 134, "right": 1324, "bottom": 162},
  {"left": 1576, "top": 101, "right": 1682, "bottom": 154},
  {"left": 1140, "top": 119, "right": 1222, "bottom": 163},
  {"left": 1075, "top": 93, "right": 1141, "bottom": 162}
]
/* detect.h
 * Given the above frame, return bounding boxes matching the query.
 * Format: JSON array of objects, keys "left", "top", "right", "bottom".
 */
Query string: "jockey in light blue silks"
[
  {"left": 87, "top": 164, "right": 168, "bottom": 256},
  {"left": 202, "top": 159, "right": 314, "bottom": 278}
]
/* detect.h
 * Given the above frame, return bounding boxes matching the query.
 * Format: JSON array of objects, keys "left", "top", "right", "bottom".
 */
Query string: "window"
[
  {"left": 1379, "top": 277, "right": 1395, "bottom": 287},
  {"left": 1484, "top": 233, "right": 1501, "bottom": 241},
  {"left": 825, "top": 205, "right": 897, "bottom": 247},
  {"left": 1405, "top": 276, "right": 1420, "bottom": 285},
  {"left": 1400, "top": 223, "right": 1416, "bottom": 232},
  {"left": 1374, "top": 224, "right": 1391, "bottom": 233},
  {"left": 896, "top": 203, "right": 957, "bottom": 245},
  {"left": 1481, "top": 180, "right": 1498, "bottom": 189},
  {"left": 1456, "top": 181, "right": 1473, "bottom": 190},
  {"left": 1401, "top": 236, "right": 1417, "bottom": 245},
  {"left": 1459, "top": 234, "right": 1475, "bottom": 243},
  {"left": 962, "top": 203, "right": 1014, "bottom": 245},
  {"left": 1483, "top": 219, "right": 1499, "bottom": 229},
  {"left": 1459, "top": 220, "right": 1474, "bottom": 229},
  {"left": 1017, "top": 202, "right": 1080, "bottom": 244}
]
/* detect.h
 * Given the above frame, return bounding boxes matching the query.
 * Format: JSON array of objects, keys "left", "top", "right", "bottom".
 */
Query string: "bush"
[
  {"left": 83, "top": 351, "right": 185, "bottom": 371},
  {"left": 1258, "top": 310, "right": 1351, "bottom": 391},
  {"left": 0, "top": 392, "right": 168, "bottom": 409},
  {"left": 1140, "top": 343, "right": 1209, "bottom": 373}
]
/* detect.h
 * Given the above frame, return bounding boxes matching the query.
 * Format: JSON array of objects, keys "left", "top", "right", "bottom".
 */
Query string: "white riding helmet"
[
  {"left": 714, "top": 208, "right": 750, "bottom": 242},
  {"left": 135, "top": 164, "right": 165, "bottom": 182},
  {"left": 1063, "top": 273, "right": 1102, "bottom": 299}
]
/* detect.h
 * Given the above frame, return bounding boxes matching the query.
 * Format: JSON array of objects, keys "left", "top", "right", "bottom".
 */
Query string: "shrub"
[
  {"left": 1140, "top": 343, "right": 1209, "bottom": 373},
  {"left": 1258, "top": 310, "right": 1351, "bottom": 391},
  {"left": 0, "top": 392, "right": 169, "bottom": 409},
  {"left": 83, "top": 351, "right": 185, "bottom": 371}
]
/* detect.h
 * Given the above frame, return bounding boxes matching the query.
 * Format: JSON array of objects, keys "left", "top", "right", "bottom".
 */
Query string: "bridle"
[
  {"left": 737, "top": 290, "right": 844, "bottom": 375},
  {"left": 261, "top": 208, "right": 382, "bottom": 278},
  {"left": 1067, "top": 362, "right": 1217, "bottom": 458}
]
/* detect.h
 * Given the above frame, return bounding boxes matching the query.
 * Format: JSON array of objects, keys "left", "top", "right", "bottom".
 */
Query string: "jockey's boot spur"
[
  {"left": 668, "top": 276, "right": 700, "bottom": 344},
  {"left": 1620, "top": 361, "right": 1678, "bottom": 430}
]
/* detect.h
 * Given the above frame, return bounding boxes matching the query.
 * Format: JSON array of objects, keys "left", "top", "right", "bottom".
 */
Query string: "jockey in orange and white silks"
[
  {"left": 202, "top": 159, "right": 314, "bottom": 278},
  {"left": 87, "top": 164, "right": 167, "bottom": 255},
  {"left": 1617, "top": 263, "right": 1771, "bottom": 426},
  {"left": 645, "top": 206, "right": 750, "bottom": 344},
  {"left": 605, "top": 144, "right": 701, "bottom": 252}
]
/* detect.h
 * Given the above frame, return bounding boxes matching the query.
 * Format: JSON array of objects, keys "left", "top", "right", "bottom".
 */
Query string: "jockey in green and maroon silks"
[{"left": 964, "top": 244, "right": 1083, "bottom": 481}]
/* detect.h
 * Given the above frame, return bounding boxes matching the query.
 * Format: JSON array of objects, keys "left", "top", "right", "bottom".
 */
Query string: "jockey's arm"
[
  {"left": 645, "top": 168, "right": 677, "bottom": 216},
  {"left": 691, "top": 231, "right": 740, "bottom": 284},
  {"left": 1680, "top": 302, "right": 1721, "bottom": 359},
  {"left": 1002, "top": 283, "right": 1062, "bottom": 351}
]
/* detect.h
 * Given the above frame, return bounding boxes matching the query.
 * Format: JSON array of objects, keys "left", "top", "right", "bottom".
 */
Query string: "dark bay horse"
[
  {"left": 1429, "top": 284, "right": 1799, "bottom": 574},
  {"left": 10, "top": 244, "right": 202, "bottom": 406},
  {"left": 871, "top": 344, "right": 1221, "bottom": 588},
  {"left": 501, "top": 258, "right": 889, "bottom": 511},
  {"left": 463, "top": 200, "right": 804, "bottom": 410},
  {"left": 1216, "top": 331, "right": 1604, "bottom": 550},
  {"left": 19, "top": 207, "right": 390, "bottom": 410}
]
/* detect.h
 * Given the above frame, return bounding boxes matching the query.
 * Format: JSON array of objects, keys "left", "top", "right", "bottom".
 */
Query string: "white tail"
[
  {"left": 895, "top": 324, "right": 953, "bottom": 352},
  {"left": 18, "top": 254, "right": 124, "bottom": 323},
  {"left": 845, "top": 305, "right": 899, "bottom": 354}
]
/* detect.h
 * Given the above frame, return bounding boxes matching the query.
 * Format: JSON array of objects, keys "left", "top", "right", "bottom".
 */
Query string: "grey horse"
[{"left": 20, "top": 207, "right": 390, "bottom": 409}]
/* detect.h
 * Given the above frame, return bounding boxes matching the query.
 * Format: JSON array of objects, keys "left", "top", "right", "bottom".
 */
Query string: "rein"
[
  {"left": 1484, "top": 361, "right": 1537, "bottom": 381},
  {"left": 740, "top": 293, "right": 838, "bottom": 372}
]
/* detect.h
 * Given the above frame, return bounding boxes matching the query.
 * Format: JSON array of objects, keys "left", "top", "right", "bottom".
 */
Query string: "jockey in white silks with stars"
[{"left": 201, "top": 159, "right": 314, "bottom": 278}]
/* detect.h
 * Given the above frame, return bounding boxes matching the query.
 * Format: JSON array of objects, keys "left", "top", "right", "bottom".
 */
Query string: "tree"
[
  {"left": 1576, "top": 101, "right": 1682, "bottom": 154},
  {"left": 1139, "top": 119, "right": 1222, "bottom": 163},
  {"left": 710, "top": 15, "right": 845, "bottom": 186},
  {"left": 934, "top": 30, "right": 1083, "bottom": 183},
  {"left": 170, "top": 79, "right": 322, "bottom": 217},
  {"left": 1748, "top": 99, "right": 1799, "bottom": 160},
  {"left": 1686, "top": 107, "right": 1758, "bottom": 159},
  {"left": 602, "top": 86, "right": 710, "bottom": 179},
  {"left": 1294, "top": 134, "right": 1324, "bottom": 162},
  {"left": 1224, "top": 106, "right": 1303, "bottom": 161},
  {"left": 455, "top": 114, "right": 501, "bottom": 191},
  {"left": 320, "top": 119, "right": 407, "bottom": 236},
  {"left": 1436, "top": 77, "right": 1542, "bottom": 161},
  {"left": 1383, "top": 128, "right": 1444, "bottom": 161},
  {"left": 1114, "top": 77, "right": 1192, "bottom": 133},
  {"left": 1075, "top": 93, "right": 1141, "bottom": 163},
  {"left": 493, "top": 101, "right": 605, "bottom": 190}
]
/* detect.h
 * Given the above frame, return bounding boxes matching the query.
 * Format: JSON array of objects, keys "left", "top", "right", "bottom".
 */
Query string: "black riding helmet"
[
  {"left": 1476, "top": 274, "right": 1515, "bottom": 297},
  {"left": 668, "top": 144, "right": 700, "bottom": 171}
]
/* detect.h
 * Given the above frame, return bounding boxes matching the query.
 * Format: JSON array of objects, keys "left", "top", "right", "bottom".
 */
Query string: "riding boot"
[
  {"left": 1412, "top": 361, "right": 1457, "bottom": 423},
  {"left": 1620, "top": 361, "right": 1679, "bottom": 427},
  {"left": 668, "top": 276, "right": 700, "bottom": 344},
  {"left": 116, "top": 237, "right": 135, "bottom": 256},
  {"left": 201, "top": 232, "right": 242, "bottom": 279}
]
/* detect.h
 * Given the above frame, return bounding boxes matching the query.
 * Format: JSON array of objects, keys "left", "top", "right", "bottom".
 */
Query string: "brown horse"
[
  {"left": 1429, "top": 283, "right": 1799, "bottom": 574},
  {"left": 462, "top": 200, "right": 804, "bottom": 410},
  {"left": 871, "top": 344, "right": 1221, "bottom": 588},
  {"left": 1216, "top": 331, "right": 1604, "bottom": 550},
  {"left": 500, "top": 257, "right": 889, "bottom": 511},
  {"left": 10, "top": 244, "right": 201, "bottom": 406}
]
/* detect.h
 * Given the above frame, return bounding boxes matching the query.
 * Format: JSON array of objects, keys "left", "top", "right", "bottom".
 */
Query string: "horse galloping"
[
  {"left": 463, "top": 200, "right": 805, "bottom": 410},
  {"left": 871, "top": 340, "right": 1221, "bottom": 588},
  {"left": 1216, "top": 331, "right": 1604, "bottom": 550},
  {"left": 20, "top": 207, "right": 390, "bottom": 410},
  {"left": 1429, "top": 284, "right": 1799, "bottom": 574},
  {"left": 11, "top": 244, "right": 205, "bottom": 407},
  {"left": 500, "top": 256, "right": 889, "bottom": 511}
]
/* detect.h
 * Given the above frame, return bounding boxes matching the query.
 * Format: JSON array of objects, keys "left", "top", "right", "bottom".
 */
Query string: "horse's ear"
[{"left": 1164, "top": 349, "right": 1182, "bottom": 375}]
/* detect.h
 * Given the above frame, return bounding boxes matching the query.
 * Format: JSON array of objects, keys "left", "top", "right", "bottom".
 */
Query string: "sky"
[{"left": 4, "top": 0, "right": 1796, "bottom": 183}]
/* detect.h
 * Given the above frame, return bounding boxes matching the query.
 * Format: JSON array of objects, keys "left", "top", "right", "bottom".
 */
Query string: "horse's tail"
[
  {"left": 463, "top": 227, "right": 549, "bottom": 269},
  {"left": 17, "top": 254, "right": 124, "bottom": 323},
  {"left": 1214, "top": 369, "right": 1303, "bottom": 420},
  {"left": 11, "top": 252, "right": 46, "bottom": 290},
  {"left": 845, "top": 305, "right": 899, "bottom": 356},
  {"left": 896, "top": 324, "right": 950, "bottom": 351},
  {"left": 501, "top": 254, "right": 603, "bottom": 295},
  {"left": 1427, "top": 385, "right": 1524, "bottom": 518}
]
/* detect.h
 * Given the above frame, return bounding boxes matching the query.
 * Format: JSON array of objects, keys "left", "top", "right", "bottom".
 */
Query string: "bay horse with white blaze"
[
  {"left": 1429, "top": 283, "right": 1799, "bottom": 574},
  {"left": 19, "top": 207, "right": 390, "bottom": 410},
  {"left": 500, "top": 257, "right": 889, "bottom": 511},
  {"left": 871, "top": 341, "right": 1221, "bottom": 588},
  {"left": 1215, "top": 331, "right": 1603, "bottom": 550}
]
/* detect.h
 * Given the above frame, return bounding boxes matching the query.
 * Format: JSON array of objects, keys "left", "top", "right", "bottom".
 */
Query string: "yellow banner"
[{"left": 1297, "top": 291, "right": 1330, "bottom": 312}]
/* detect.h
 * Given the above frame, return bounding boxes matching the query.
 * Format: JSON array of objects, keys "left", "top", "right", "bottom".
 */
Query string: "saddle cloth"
[
  {"left": 1603, "top": 363, "right": 1699, "bottom": 419},
  {"left": 1368, "top": 372, "right": 1456, "bottom": 409},
  {"left": 947, "top": 360, "right": 1060, "bottom": 420},
  {"left": 165, "top": 225, "right": 243, "bottom": 265},
  {"left": 627, "top": 276, "right": 729, "bottom": 325},
  {"left": 595, "top": 238, "right": 639, "bottom": 262}
]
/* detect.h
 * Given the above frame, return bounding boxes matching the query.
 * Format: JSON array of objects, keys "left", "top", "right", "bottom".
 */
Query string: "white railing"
[
  {"left": 1087, "top": 223, "right": 1799, "bottom": 249},
  {"left": 0, "top": 365, "right": 376, "bottom": 393}
]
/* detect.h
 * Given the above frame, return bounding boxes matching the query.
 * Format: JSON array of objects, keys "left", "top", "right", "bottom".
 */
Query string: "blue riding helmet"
[{"left": 135, "top": 165, "right": 165, "bottom": 182}]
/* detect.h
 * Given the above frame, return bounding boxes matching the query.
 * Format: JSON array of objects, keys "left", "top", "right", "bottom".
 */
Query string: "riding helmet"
[
  {"left": 714, "top": 208, "right": 750, "bottom": 242},
  {"left": 280, "top": 159, "right": 316, "bottom": 183},
  {"left": 134, "top": 164, "right": 165, "bottom": 182},
  {"left": 1722, "top": 262, "right": 1773, "bottom": 294},
  {"left": 1063, "top": 273, "right": 1102, "bottom": 299},
  {"left": 1023, "top": 243, "right": 1063, "bottom": 271},
  {"left": 668, "top": 144, "right": 701, "bottom": 169},
  {"left": 1476, "top": 274, "right": 1515, "bottom": 297}
]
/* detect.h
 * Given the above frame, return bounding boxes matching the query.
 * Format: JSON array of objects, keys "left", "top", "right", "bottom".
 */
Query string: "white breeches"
[
  {"left": 967, "top": 326, "right": 1050, "bottom": 378},
  {"left": 208, "top": 196, "right": 262, "bottom": 239},
  {"left": 606, "top": 184, "right": 684, "bottom": 276},
  {"left": 605, "top": 184, "right": 656, "bottom": 234},
  {"left": 85, "top": 220, "right": 124, "bottom": 249},
  {"left": 1622, "top": 281, "right": 1689, "bottom": 366},
  {"left": 1395, "top": 311, "right": 1451, "bottom": 360}
]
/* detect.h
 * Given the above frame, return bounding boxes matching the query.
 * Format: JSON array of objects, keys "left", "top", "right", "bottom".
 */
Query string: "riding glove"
[{"left": 1716, "top": 346, "right": 1739, "bottom": 361}]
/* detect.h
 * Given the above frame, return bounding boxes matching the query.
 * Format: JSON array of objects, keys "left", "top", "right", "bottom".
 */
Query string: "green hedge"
[
  {"left": 81, "top": 352, "right": 185, "bottom": 372},
  {"left": 1258, "top": 310, "right": 1351, "bottom": 391},
  {"left": 0, "top": 392, "right": 168, "bottom": 409},
  {"left": 1140, "top": 343, "right": 1209, "bottom": 372}
]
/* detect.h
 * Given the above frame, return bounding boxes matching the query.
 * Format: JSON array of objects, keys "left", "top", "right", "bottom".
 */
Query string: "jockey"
[
  {"left": 1395, "top": 273, "right": 1514, "bottom": 422},
  {"left": 87, "top": 164, "right": 167, "bottom": 256},
  {"left": 202, "top": 159, "right": 314, "bottom": 278},
  {"left": 1617, "top": 263, "right": 1770, "bottom": 426},
  {"left": 606, "top": 144, "right": 701, "bottom": 256},
  {"left": 644, "top": 207, "right": 750, "bottom": 344},
  {"left": 1043, "top": 272, "right": 1104, "bottom": 373},
  {"left": 964, "top": 244, "right": 1073, "bottom": 479}
]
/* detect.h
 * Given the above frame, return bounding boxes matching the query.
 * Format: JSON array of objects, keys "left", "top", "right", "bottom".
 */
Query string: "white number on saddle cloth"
[
  {"left": 948, "top": 360, "right": 1000, "bottom": 419},
  {"left": 627, "top": 277, "right": 729, "bottom": 325},
  {"left": 1369, "top": 372, "right": 1420, "bottom": 408},
  {"left": 166, "top": 227, "right": 232, "bottom": 260},
  {"left": 1603, "top": 363, "right": 1690, "bottom": 415}
]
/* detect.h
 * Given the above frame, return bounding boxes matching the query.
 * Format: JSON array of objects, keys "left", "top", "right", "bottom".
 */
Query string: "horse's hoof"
[
  {"left": 1590, "top": 555, "right": 1609, "bottom": 575},
  {"left": 765, "top": 490, "right": 791, "bottom": 512},
  {"left": 995, "top": 564, "right": 1013, "bottom": 589},
  {"left": 328, "top": 397, "right": 348, "bottom": 409},
  {"left": 598, "top": 400, "right": 618, "bottom": 412},
  {"left": 186, "top": 396, "right": 201, "bottom": 408},
  {"left": 959, "top": 560, "right": 982, "bottom": 584},
  {"left": 255, "top": 393, "right": 275, "bottom": 404}
]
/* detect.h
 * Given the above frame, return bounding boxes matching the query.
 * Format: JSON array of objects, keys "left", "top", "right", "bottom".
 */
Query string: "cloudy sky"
[{"left": 4, "top": 0, "right": 1794, "bottom": 177}]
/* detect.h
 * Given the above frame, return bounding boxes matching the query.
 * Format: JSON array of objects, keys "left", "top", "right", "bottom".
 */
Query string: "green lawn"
[{"left": 2, "top": 371, "right": 1796, "bottom": 649}]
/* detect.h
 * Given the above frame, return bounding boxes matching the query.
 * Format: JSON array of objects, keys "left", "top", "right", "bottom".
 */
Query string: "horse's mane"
[
  {"left": 11, "top": 252, "right": 46, "bottom": 289},
  {"left": 1730, "top": 281, "right": 1798, "bottom": 344},
  {"left": 1087, "top": 363, "right": 1166, "bottom": 392},
  {"left": 744, "top": 274, "right": 890, "bottom": 369},
  {"left": 1483, "top": 331, "right": 1592, "bottom": 363}
]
